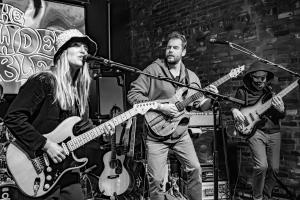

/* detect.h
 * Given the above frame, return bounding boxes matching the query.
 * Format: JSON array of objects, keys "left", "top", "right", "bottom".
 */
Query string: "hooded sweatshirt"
[
  {"left": 233, "top": 62, "right": 285, "bottom": 134},
  {"left": 127, "top": 58, "right": 205, "bottom": 140}
]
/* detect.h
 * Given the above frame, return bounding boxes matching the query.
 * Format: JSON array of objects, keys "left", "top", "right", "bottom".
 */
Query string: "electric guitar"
[
  {"left": 6, "top": 102, "right": 158, "bottom": 198},
  {"left": 235, "top": 79, "right": 299, "bottom": 137},
  {"left": 98, "top": 106, "right": 134, "bottom": 197},
  {"left": 145, "top": 65, "right": 245, "bottom": 138}
]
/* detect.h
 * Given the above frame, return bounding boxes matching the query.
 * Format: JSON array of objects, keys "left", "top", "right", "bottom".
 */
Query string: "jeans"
[
  {"left": 146, "top": 133, "right": 202, "bottom": 200},
  {"left": 248, "top": 130, "right": 281, "bottom": 200}
]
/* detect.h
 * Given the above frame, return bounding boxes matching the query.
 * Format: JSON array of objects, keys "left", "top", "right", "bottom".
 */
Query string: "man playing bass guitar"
[
  {"left": 127, "top": 31, "right": 218, "bottom": 200},
  {"left": 231, "top": 61, "right": 286, "bottom": 200}
]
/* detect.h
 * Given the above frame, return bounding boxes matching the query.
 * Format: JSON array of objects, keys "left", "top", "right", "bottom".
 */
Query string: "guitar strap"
[
  {"left": 184, "top": 68, "right": 190, "bottom": 86},
  {"left": 244, "top": 85, "right": 272, "bottom": 106},
  {"left": 158, "top": 64, "right": 190, "bottom": 88}
]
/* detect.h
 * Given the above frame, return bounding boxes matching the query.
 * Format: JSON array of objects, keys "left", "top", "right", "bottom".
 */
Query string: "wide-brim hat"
[{"left": 54, "top": 29, "right": 97, "bottom": 64}]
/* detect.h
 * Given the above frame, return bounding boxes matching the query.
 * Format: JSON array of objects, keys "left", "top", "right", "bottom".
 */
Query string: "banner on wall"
[{"left": 0, "top": 0, "right": 85, "bottom": 94}]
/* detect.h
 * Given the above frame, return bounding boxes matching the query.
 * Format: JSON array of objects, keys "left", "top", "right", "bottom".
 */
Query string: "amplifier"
[
  {"left": 187, "top": 111, "right": 218, "bottom": 127},
  {"left": 202, "top": 181, "right": 229, "bottom": 200}
]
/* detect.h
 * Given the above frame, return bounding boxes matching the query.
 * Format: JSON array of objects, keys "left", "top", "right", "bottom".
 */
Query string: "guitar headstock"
[
  {"left": 133, "top": 102, "right": 159, "bottom": 115},
  {"left": 229, "top": 65, "right": 245, "bottom": 78}
]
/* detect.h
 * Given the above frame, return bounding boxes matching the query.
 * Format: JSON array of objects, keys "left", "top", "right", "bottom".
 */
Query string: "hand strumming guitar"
[
  {"left": 231, "top": 108, "right": 245, "bottom": 130},
  {"left": 42, "top": 140, "right": 66, "bottom": 164},
  {"left": 158, "top": 103, "right": 181, "bottom": 117}
]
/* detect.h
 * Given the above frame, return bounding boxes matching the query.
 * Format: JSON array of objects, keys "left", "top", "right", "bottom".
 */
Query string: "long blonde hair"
[{"left": 51, "top": 51, "right": 91, "bottom": 116}]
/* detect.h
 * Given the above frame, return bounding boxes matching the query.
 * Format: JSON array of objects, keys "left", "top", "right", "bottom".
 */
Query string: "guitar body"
[
  {"left": 145, "top": 87, "right": 189, "bottom": 137},
  {"left": 236, "top": 98, "right": 266, "bottom": 137},
  {"left": 6, "top": 116, "right": 88, "bottom": 197},
  {"left": 98, "top": 151, "right": 132, "bottom": 196}
]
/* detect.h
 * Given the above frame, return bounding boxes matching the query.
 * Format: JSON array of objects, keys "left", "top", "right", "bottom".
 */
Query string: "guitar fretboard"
[
  {"left": 66, "top": 109, "right": 137, "bottom": 152},
  {"left": 180, "top": 73, "right": 232, "bottom": 107},
  {"left": 258, "top": 79, "right": 299, "bottom": 115},
  {"left": 66, "top": 102, "right": 157, "bottom": 151}
]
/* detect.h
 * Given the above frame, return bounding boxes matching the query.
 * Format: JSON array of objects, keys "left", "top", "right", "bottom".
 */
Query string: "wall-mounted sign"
[{"left": 0, "top": 0, "right": 85, "bottom": 94}]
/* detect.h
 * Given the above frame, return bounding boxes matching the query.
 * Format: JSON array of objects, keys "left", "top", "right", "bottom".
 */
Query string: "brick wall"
[{"left": 128, "top": 0, "right": 300, "bottom": 197}]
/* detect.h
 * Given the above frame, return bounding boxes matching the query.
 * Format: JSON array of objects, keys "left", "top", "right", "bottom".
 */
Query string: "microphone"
[
  {"left": 83, "top": 54, "right": 110, "bottom": 64},
  {"left": 209, "top": 38, "right": 230, "bottom": 45}
]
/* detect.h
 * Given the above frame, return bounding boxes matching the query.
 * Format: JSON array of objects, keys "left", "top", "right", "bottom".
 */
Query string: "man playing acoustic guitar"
[
  {"left": 127, "top": 31, "right": 218, "bottom": 200},
  {"left": 231, "top": 61, "right": 286, "bottom": 200}
]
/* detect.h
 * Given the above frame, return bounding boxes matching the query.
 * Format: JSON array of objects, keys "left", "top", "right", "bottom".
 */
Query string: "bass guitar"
[
  {"left": 235, "top": 79, "right": 299, "bottom": 137},
  {"left": 6, "top": 102, "right": 158, "bottom": 198},
  {"left": 145, "top": 65, "right": 245, "bottom": 138},
  {"left": 98, "top": 106, "right": 134, "bottom": 197}
]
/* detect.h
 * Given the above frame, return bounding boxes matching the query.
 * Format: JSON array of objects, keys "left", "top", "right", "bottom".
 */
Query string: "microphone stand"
[
  {"left": 87, "top": 56, "right": 245, "bottom": 200},
  {"left": 227, "top": 42, "right": 300, "bottom": 78}
]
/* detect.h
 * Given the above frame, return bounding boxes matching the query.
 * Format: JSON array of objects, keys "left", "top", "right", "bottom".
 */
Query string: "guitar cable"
[{"left": 232, "top": 147, "right": 242, "bottom": 199}]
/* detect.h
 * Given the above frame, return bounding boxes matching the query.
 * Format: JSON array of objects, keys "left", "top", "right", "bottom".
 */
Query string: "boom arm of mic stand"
[
  {"left": 229, "top": 42, "right": 300, "bottom": 78},
  {"left": 94, "top": 58, "right": 246, "bottom": 105}
]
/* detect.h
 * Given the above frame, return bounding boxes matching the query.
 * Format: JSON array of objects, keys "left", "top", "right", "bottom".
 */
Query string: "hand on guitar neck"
[{"left": 271, "top": 96, "right": 285, "bottom": 113}]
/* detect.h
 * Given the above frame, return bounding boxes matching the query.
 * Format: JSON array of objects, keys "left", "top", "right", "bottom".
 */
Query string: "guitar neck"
[
  {"left": 66, "top": 108, "right": 138, "bottom": 152},
  {"left": 259, "top": 79, "right": 299, "bottom": 114},
  {"left": 181, "top": 73, "right": 231, "bottom": 107},
  {"left": 111, "top": 122, "right": 117, "bottom": 160}
]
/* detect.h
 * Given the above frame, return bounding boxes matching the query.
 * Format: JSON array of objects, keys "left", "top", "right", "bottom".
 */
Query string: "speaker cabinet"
[
  {"left": 89, "top": 74, "right": 126, "bottom": 122},
  {"left": 190, "top": 128, "right": 214, "bottom": 165},
  {"left": 190, "top": 128, "right": 227, "bottom": 178}
]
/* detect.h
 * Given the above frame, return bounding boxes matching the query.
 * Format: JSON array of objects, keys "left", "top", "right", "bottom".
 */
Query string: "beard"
[{"left": 166, "top": 55, "right": 180, "bottom": 65}]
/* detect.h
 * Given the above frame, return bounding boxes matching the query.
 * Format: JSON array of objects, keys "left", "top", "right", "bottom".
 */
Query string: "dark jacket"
[
  {"left": 233, "top": 62, "right": 285, "bottom": 134},
  {"left": 4, "top": 72, "right": 92, "bottom": 155}
]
